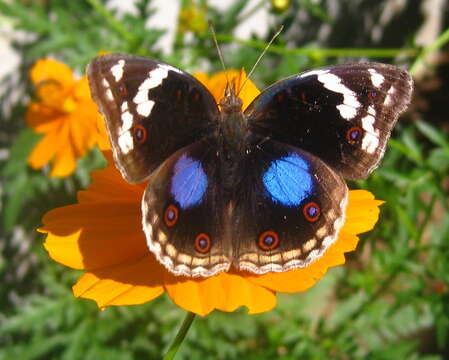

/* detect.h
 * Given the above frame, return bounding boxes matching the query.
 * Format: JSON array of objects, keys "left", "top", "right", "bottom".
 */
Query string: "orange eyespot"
[
  {"left": 303, "top": 202, "right": 320, "bottom": 222},
  {"left": 346, "top": 126, "right": 362, "bottom": 145},
  {"left": 164, "top": 204, "right": 178, "bottom": 227},
  {"left": 194, "top": 233, "right": 211, "bottom": 253},
  {"left": 258, "top": 230, "right": 280, "bottom": 251},
  {"left": 367, "top": 89, "right": 378, "bottom": 102},
  {"left": 190, "top": 89, "right": 201, "bottom": 102},
  {"left": 133, "top": 125, "right": 147, "bottom": 144},
  {"left": 118, "top": 83, "right": 128, "bottom": 96}
]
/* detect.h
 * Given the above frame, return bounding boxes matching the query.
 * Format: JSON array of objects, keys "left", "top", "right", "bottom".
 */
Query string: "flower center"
[{"left": 62, "top": 97, "right": 77, "bottom": 113}]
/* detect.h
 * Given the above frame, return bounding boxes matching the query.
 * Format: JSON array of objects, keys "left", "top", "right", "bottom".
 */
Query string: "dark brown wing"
[
  {"left": 142, "top": 139, "right": 232, "bottom": 277},
  {"left": 245, "top": 63, "right": 413, "bottom": 180},
  {"left": 87, "top": 54, "right": 219, "bottom": 183}
]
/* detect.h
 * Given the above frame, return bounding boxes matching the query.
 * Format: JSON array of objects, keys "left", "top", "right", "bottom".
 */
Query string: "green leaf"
[
  {"left": 416, "top": 120, "right": 449, "bottom": 149},
  {"left": 3, "top": 129, "right": 40, "bottom": 176},
  {"left": 427, "top": 148, "right": 449, "bottom": 173}
]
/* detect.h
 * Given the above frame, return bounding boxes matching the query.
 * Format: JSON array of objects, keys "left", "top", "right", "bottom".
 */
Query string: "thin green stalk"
[
  {"left": 416, "top": 194, "right": 438, "bottom": 246},
  {"left": 85, "top": 0, "right": 135, "bottom": 44},
  {"left": 214, "top": 33, "right": 417, "bottom": 58},
  {"left": 163, "top": 312, "right": 196, "bottom": 360},
  {"left": 410, "top": 27, "right": 449, "bottom": 76}
]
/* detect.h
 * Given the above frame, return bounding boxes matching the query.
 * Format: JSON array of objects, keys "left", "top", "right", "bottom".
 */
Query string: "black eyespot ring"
[
  {"left": 195, "top": 233, "right": 211, "bottom": 253},
  {"left": 133, "top": 125, "right": 147, "bottom": 144},
  {"left": 258, "top": 230, "right": 280, "bottom": 251},
  {"left": 303, "top": 202, "right": 320, "bottom": 222},
  {"left": 346, "top": 126, "right": 362, "bottom": 145},
  {"left": 164, "top": 204, "right": 179, "bottom": 227}
]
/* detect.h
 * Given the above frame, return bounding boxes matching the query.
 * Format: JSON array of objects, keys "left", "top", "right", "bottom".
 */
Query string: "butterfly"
[{"left": 87, "top": 54, "right": 413, "bottom": 277}]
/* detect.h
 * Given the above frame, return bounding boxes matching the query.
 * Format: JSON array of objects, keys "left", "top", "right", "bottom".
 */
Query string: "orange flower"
[
  {"left": 26, "top": 59, "right": 104, "bottom": 176},
  {"left": 40, "top": 70, "right": 383, "bottom": 316},
  {"left": 194, "top": 69, "right": 260, "bottom": 110}
]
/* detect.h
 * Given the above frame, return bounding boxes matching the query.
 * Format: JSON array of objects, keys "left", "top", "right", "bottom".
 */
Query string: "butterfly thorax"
[{"left": 218, "top": 85, "right": 248, "bottom": 156}]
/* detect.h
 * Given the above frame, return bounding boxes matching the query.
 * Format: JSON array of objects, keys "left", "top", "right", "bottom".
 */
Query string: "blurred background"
[{"left": 1, "top": 0, "right": 449, "bottom": 359}]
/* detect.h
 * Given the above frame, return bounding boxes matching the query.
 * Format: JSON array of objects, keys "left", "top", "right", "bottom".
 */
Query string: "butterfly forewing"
[
  {"left": 245, "top": 63, "right": 413, "bottom": 180},
  {"left": 87, "top": 54, "right": 219, "bottom": 183}
]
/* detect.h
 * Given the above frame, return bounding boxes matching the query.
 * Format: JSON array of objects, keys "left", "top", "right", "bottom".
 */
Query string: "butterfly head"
[
  {"left": 217, "top": 81, "right": 248, "bottom": 154},
  {"left": 219, "top": 82, "right": 243, "bottom": 115}
]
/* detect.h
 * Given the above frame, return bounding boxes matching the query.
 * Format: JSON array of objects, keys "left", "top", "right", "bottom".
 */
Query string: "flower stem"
[
  {"left": 214, "top": 33, "right": 417, "bottom": 59},
  {"left": 163, "top": 311, "right": 196, "bottom": 360}
]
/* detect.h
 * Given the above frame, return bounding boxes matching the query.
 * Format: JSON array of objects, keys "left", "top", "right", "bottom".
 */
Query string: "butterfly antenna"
[
  {"left": 209, "top": 22, "right": 231, "bottom": 88},
  {"left": 237, "top": 25, "right": 284, "bottom": 96}
]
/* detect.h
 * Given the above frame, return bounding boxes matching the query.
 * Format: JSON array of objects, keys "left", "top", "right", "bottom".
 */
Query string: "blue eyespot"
[
  {"left": 262, "top": 153, "right": 314, "bottom": 206},
  {"left": 170, "top": 154, "right": 208, "bottom": 209}
]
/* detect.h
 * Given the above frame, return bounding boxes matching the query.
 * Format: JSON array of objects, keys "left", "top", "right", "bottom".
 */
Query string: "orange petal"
[
  {"left": 30, "top": 58, "right": 74, "bottom": 88},
  {"left": 73, "top": 77, "right": 93, "bottom": 101},
  {"left": 35, "top": 81, "right": 69, "bottom": 109},
  {"left": 68, "top": 106, "right": 98, "bottom": 157},
  {"left": 50, "top": 124, "right": 76, "bottom": 177},
  {"left": 164, "top": 272, "right": 276, "bottom": 316},
  {"left": 41, "top": 202, "right": 148, "bottom": 270},
  {"left": 77, "top": 151, "right": 145, "bottom": 204},
  {"left": 342, "top": 190, "right": 384, "bottom": 235},
  {"left": 192, "top": 72, "right": 209, "bottom": 88},
  {"left": 194, "top": 70, "right": 231, "bottom": 102},
  {"left": 68, "top": 119, "right": 87, "bottom": 158},
  {"left": 95, "top": 116, "right": 111, "bottom": 151},
  {"left": 71, "top": 81, "right": 109, "bottom": 152},
  {"left": 26, "top": 102, "right": 63, "bottom": 133},
  {"left": 80, "top": 102, "right": 103, "bottom": 140},
  {"left": 234, "top": 69, "right": 261, "bottom": 110},
  {"left": 28, "top": 124, "right": 65, "bottom": 169},
  {"left": 193, "top": 69, "right": 260, "bottom": 110},
  {"left": 73, "top": 256, "right": 165, "bottom": 308}
]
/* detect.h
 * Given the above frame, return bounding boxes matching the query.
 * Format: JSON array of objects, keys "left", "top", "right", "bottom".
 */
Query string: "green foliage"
[{"left": 1, "top": 0, "right": 449, "bottom": 359}]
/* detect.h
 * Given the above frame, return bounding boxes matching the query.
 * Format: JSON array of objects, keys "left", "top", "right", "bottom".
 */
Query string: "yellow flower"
[
  {"left": 40, "top": 69, "right": 383, "bottom": 316},
  {"left": 178, "top": 0, "right": 208, "bottom": 34},
  {"left": 26, "top": 59, "right": 104, "bottom": 176}
]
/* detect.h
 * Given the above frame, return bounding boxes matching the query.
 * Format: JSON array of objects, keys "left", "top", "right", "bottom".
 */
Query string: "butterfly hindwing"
[
  {"left": 141, "top": 137, "right": 348, "bottom": 275},
  {"left": 142, "top": 139, "right": 232, "bottom": 277},
  {"left": 231, "top": 138, "right": 348, "bottom": 273},
  {"left": 245, "top": 63, "right": 413, "bottom": 180},
  {"left": 87, "top": 54, "right": 219, "bottom": 183}
]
